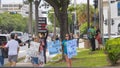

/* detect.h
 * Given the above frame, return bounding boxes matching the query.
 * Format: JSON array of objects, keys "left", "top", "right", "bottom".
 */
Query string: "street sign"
[{"left": 38, "top": 17, "right": 47, "bottom": 33}]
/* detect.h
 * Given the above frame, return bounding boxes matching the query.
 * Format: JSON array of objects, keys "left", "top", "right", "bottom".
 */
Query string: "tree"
[
  {"left": 45, "top": 0, "right": 70, "bottom": 40},
  {"left": 76, "top": 4, "right": 95, "bottom": 26},
  {"left": 0, "top": 12, "right": 28, "bottom": 33},
  {"left": 45, "top": 0, "right": 70, "bottom": 61},
  {"left": 28, "top": 0, "right": 33, "bottom": 35},
  {"left": 48, "top": 8, "right": 73, "bottom": 28},
  {"left": 34, "top": 0, "right": 41, "bottom": 35}
]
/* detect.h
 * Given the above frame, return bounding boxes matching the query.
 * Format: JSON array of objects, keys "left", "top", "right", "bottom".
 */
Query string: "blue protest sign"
[
  {"left": 66, "top": 39, "right": 77, "bottom": 59},
  {"left": 47, "top": 40, "right": 61, "bottom": 55}
]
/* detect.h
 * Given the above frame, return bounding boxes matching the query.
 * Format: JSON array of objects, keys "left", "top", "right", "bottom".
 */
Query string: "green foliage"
[
  {"left": 47, "top": 24, "right": 54, "bottom": 32},
  {"left": 48, "top": 9, "right": 59, "bottom": 27},
  {"left": 76, "top": 4, "right": 95, "bottom": 24},
  {"left": 48, "top": 9, "right": 73, "bottom": 27},
  {"left": 80, "top": 22, "right": 92, "bottom": 35},
  {"left": 105, "top": 38, "right": 120, "bottom": 65},
  {"left": 80, "top": 22, "right": 88, "bottom": 35},
  {"left": 0, "top": 12, "right": 28, "bottom": 33}
]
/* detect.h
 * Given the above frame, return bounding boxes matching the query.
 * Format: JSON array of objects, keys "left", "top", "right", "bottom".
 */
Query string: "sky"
[
  {"left": 71, "top": 0, "right": 93, "bottom": 4},
  {"left": 1, "top": 0, "right": 23, "bottom": 4},
  {"left": 1, "top": 0, "right": 93, "bottom": 4}
]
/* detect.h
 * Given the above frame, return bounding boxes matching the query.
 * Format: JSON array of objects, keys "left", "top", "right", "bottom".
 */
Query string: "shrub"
[{"left": 105, "top": 38, "right": 120, "bottom": 65}]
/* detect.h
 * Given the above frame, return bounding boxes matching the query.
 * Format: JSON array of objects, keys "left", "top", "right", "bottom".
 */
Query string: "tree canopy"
[{"left": 0, "top": 12, "right": 28, "bottom": 33}]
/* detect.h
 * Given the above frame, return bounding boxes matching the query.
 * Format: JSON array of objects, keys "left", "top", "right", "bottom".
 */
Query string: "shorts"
[
  {"left": 31, "top": 57, "right": 39, "bottom": 64},
  {"left": 8, "top": 55, "right": 18, "bottom": 62}
]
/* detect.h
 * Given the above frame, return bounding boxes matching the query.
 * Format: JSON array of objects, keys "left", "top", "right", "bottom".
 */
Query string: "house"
[{"left": 103, "top": 0, "right": 120, "bottom": 38}]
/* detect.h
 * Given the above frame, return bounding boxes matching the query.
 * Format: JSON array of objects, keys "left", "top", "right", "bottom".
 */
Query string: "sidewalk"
[
  {"left": 16, "top": 60, "right": 32, "bottom": 67},
  {"left": 16, "top": 53, "right": 56, "bottom": 67}
]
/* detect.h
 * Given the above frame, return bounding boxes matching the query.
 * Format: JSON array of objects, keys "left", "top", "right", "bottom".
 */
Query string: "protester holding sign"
[
  {"left": 62, "top": 34, "right": 72, "bottom": 68},
  {"left": 29, "top": 36, "right": 40, "bottom": 67}
]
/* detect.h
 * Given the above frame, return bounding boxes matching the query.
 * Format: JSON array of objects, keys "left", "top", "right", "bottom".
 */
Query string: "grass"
[{"left": 45, "top": 49, "right": 110, "bottom": 67}]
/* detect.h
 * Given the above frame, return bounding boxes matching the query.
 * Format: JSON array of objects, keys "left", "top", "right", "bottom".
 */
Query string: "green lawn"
[{"left": 45, "top": 49, "right": 110, "bottom": 67}]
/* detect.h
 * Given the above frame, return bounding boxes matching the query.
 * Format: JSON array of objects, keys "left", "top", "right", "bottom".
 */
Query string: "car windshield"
[
  {"left": 0, "top": 36, "right": 7, "bottom": 42},
  {"left": 11, "top": 33, "right": 22, "bottom": 36}
]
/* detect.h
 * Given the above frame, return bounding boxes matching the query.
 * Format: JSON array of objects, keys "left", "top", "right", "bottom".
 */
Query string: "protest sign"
[
  {"left": 47, "top": 40, "right": 61, "bottom": 55},
  {"left": 66, "top": 39, "right": 77, "bottom": 58}
]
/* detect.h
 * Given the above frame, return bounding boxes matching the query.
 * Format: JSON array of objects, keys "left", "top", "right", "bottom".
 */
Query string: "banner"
[
  {"left": 66, "top": 39, "right": 77, "bottom": 59},
  {"left": 47, "top": 40, "right": 61, "bottom": 55}
]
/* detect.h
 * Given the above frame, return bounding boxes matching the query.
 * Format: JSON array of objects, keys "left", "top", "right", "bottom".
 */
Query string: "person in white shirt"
[{"left": 4, "top": 34, "right": 19, "bottom": 67}]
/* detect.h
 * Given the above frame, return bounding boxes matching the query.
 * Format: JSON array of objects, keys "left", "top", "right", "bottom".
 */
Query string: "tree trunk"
[
  {"left": 34, "top": 0, "right": 39, "bottom": 35},
  {"left": 54, "top": 5, "right": 68, "bottom": 60},
  {"left": 54, "top": 8, "right": 68, "bottom": 40},
  {"left": 44, "top": 0, "right": 69, "bottom": 60},
  {"left": 28, "top": 1, "right": 33, "bottom": 35}
]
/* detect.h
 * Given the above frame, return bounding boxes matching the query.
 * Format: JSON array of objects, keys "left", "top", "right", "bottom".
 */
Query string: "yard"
[{"left": 45, "top": 49, "right": 110, "bottom": 67}]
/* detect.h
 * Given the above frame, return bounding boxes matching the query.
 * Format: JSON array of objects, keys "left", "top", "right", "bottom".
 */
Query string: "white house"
[
  {"left": 0, "top": 0, "right": 23, "bottom": 13},
  {"left": 103, "top": 0, "right": 120, "bottom": 37}
]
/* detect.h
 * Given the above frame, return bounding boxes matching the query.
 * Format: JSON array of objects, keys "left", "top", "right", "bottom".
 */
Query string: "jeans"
[
  {"left": 90, "top": 37, "right": 96, "bottom": 51},
  {"left": 0, "top": 56, "right": 4, "bottom": 67}
]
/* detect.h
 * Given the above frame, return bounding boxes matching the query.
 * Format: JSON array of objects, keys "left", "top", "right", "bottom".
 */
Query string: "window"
[
  {"left": 117, "top": 2, "right": 120, "bottom": 16},
  {"left": 118, "top": 23, "right": 120, "bottom": 33},
  {"left": 0, "top": 36, "right": 7, "bottom": 42},
  {"left": 2, "top": 4, "right": 8, "bottom": 7}
]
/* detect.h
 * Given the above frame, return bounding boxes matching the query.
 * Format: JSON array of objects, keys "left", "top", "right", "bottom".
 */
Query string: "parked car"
[
  {"left": 0, "top": 34, "right": 10, "bottom": 58},
  {"left": 10, "top": 31, "right": 23, "bottom": 39}
]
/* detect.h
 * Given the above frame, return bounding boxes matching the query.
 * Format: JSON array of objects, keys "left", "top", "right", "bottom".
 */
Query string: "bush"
[{"left": 105, "top": 38, "right": 120, "bottom": 65}]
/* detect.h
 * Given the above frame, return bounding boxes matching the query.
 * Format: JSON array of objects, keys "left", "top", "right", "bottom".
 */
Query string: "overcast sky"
[
  {"left": 1, "top": 0, "right": 23, "bottom": 4},
  {"left": 2, "top": 0, "right": 93, "bottom": 4},
  {"left": 72, "top": 0, "right": 93, "bottom": 4}
]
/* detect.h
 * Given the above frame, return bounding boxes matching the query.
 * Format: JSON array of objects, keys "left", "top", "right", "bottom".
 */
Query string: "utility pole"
[
  {"left": 74, "top": 0, "right": 77, "bottom": 34},
  {"left": 99, "top": 0, "right": 104, "bottom": 44},
  {"left": 87, "top": 0, "right": 90, "bottom": 29},
  {"left": 108, "top": 0, "right": 111, "bottom": 38},
  {"left": 93, "top": 0, "right": 98, "bottom": 26}
]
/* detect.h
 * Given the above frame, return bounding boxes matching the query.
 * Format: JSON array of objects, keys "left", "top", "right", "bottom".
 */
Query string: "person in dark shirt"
[
  {"left": 0, "top": 39, "right": 4, "bottom": 67},
  {"left": 14, "top": 34, "right": 23, "bottom": 46}
]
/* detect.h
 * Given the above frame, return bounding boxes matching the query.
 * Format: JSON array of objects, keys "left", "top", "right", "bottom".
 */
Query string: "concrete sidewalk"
[
  {"left": 16, "top": 60, "right": 33, "bottom": 67},
  {"left": 15, "top": 54, "right": 55, "bottom": 67}
]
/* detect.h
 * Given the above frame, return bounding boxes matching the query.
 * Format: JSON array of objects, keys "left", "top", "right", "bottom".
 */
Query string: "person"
[
  {"left": 55, "top": 35, "right": 59, "bottom": 40},
  {"left": 29, "top": 36, "right": 40, "bottom": 67},
  {"left": 0, "top": 39, "right": 4, "bottom": 67},
  {"left": 70, "top": 33, "right": 74, "bottom": 39},
  {"left": 38, "top": 30, "right": 48, "bottom": 64},
  {"left": 38, "top": 38, "right": 45, "bottom": 67},
  {"left": 95, "top": 26, "right": 102, "bottom": 49},
  {"left": 76, "top": 33, "right": 80, "bottom": 47},
  {"left": 62, "top": 34, "right": 72, "bottom": 67},
  {"left": 4, "top": 34, "right": 19, "bottom": 67},
  {"left": 87, "top": 26, "right": 96, "bottom": 51},
  {"left": 14, "top": 34, "right": 23, "bottom": 46}
]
